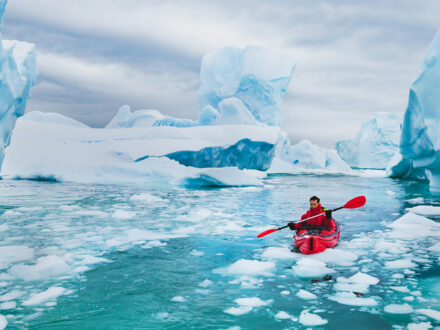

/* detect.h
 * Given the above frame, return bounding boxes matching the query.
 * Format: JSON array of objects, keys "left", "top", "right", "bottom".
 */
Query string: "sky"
[{"left": 3, "top": 0, "right": 440, "bottom": 147}]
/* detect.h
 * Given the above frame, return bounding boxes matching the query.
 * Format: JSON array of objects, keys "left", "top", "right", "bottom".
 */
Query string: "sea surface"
[{"left": 0, "top": 173, "right": 439, "bottom": 329}]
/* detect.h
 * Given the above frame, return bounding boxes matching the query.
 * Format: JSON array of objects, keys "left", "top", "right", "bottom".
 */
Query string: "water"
[{"left": 0, "top": 173, "right": 439, "bottom": 329}]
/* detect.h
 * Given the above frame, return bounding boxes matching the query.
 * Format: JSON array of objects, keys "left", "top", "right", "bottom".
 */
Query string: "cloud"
[{"left": 3, "top": 0, "right": 440, "bottom": 147}]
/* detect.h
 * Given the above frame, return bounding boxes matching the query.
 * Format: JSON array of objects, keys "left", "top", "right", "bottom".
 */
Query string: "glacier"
[
  {"left": 387, "top": 29, "right": 440, "bottom": 191},
  {"left": 336, "top": 112, "right": 403, "bottom": 169},
  {"left": 0, "top": 0, "right": 38, "bottom": 171}
]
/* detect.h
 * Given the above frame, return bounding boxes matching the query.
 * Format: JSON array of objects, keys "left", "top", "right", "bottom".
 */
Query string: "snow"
[
  {"left": 336, "top": 112, "right": 403, "bottom": 169},
  {"left": 296, "top": 289, "right": 317, "bottom": 300},
  {"left": 214, "top": 259, "right": 275, "bottom": 276},
  {"left": 8, "top": 255, "right": 72, "bottom": 281},
  {"left": 298, "top": 310, "right": 328, "bottom": 326},
  {"left": 406, "top": 205, "right": 440, "bottom": 216},
  {"left": 22, "top": 111, "right": 87, "bottom": 128},
  {"left": 197, "top": 46, "right": 295, "bottom": 127},
  {"left": 2, "top": 116, "right": 279, "bottom": 185},
  {"left": 292, "top": 259, "right": 335, "bottom": 278},
  {"left": 384, "top": 303, "right": 414, "bottom": 314},
  {"left": 388, "top": 29, "right": 440, "bottom": 191},
  {"left": 22, "top": 287, "right": 68, "bottom": 306}
]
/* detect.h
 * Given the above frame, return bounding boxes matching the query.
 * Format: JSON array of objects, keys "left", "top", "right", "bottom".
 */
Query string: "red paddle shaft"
[{"left": 257, "top": 196, "right": 366, "bottom": 239}]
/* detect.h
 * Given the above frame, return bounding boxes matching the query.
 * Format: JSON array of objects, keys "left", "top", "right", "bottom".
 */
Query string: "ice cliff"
[
  {"left": 0, "top": 0, "right": 38, "bottom": 170},
  {"left": 387, "top": 29, "right": 440, "bottom": 191},
  {"left": 336, "top": 112, "right": 403, "bottom": 169}
]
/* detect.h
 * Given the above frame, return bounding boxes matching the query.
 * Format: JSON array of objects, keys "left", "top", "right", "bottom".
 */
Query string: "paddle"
[{"left": 257, "top": 195, "right": 366, "bottom": 238}]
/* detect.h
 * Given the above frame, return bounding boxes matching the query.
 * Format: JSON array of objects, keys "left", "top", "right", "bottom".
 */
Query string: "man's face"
[{"left": 310, "top": 200, "right": 318, "bottom": 209}]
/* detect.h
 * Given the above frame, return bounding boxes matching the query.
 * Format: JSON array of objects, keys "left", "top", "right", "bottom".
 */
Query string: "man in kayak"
[{"left": 287, "top": 196, "right": 335, "bottom": 230}]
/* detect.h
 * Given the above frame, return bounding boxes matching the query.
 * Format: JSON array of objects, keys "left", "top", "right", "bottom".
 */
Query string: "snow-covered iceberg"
[
  {"left": 0, "top": 0, "right": 38, "bottom": 170},
  {"left": 387, "top": 29, "right": 440, "bottom": 191},
  {"left": 1, "top": 112, "right": 278, "bottom": 185},
  {"left": 336, "top": 112, "right": 402, "bottom": 169}
]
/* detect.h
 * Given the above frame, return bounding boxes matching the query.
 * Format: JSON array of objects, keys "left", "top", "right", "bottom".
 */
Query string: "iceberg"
[
  {"left": 1, "top": 112, "right": 278, "bottom": 185},
  {"left": 336, "top": 112, "right": 403, "bottom": 169},
  {"left": 151, "top": 46, "right": 295, "bottom": 128},
  {"left": 387, "top": 29, "right": 440, "bottom": 191},
  {"left": 0, "top": 1, "right": 38, "bottom": 170}
]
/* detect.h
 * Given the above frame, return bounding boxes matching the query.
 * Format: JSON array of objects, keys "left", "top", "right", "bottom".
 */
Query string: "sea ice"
[
  {"left": 234, "top": 297, "right": 270, "bottom": 307},
  {"left": 22, "top": 287, "right": 68, "bottom": 306},
  {"left": 328, "top": 292, "right": 377, "bottom": 307},
  {"left": 296, "top": 289, "right": 317, "bottom": 300},
  {"left": 0, "top": 315, "right": 6, "bottom": 330},
  {"left": 384, "top": 303, "right": 414, "bottom": 314},
  {"left": 224, "top": 306, "right": 253, "bottom": 316},
  {"left": 274, "top": 311, "right": 293, "bottom": 320},
  {"left": 8, "top": 255, "right": 72, "bottom": 281},
  {"left": 214, "top": 259, "right": 275, "bottom": 276},
  {"left": 292, "top": 259, "right": 335, "bottom": 278},
  {"left": 0, "top": 301, "right": 16, "bottom": 310},
  {"left": 405, "top": 205, "right": 440, "bottom": 216},
  {"left": 416, "top": 309, "right": 440, "bottom": 321},
  {"left": 298, "top": 310, "right": 328, "bottom": 326},
  {"left": 171, "top": 296, "right": 186, "bottom": 302}
]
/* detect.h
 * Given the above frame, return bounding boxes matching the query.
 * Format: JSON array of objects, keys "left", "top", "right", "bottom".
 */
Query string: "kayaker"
[{"left": 287, "top": 196, "right": 335, "bottom": 230}]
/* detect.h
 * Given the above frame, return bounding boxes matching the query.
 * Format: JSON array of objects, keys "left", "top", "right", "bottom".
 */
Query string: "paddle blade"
[
  {"left": 257, "top": 228, "right": 278, "bottom": 238},
  {"left": 343, "top": 195, "right": 366, "bottom": 209}
]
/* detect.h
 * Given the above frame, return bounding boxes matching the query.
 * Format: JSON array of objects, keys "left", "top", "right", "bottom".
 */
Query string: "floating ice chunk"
[
  {"left": 385, "top": 259, "right": 417, "bottom": 269},
  {"left": 0, "top": 225, "right": 8, "bottom": 232},
  {"left": 292, "top": 259, "right": 335, "bottom": 278},
  {"left": 0, "top": 245, "right": 34, "bottom": 269},
  {"left": 411, "top": 291, "right": 422, "bottom": 296},
  {"left": 296, "top": 289, "right": 317, "bottom": 300},
  {"left": 224, "top": 306, "right": 252, "bottom": 316},
  {"left": 261, "top": 247, "right": 298, "bottom": 260},
  {"left": 342, "top": 272, "right": 379, "bottom": 285},
  {"left": 384, "top": 303, "right": 414, "bottom": 314},
  {"left": 390, "top": 286, "right": 410, "bottom": 293},
  {"left": 416, "top": 309, "right": 440, "bottom": 321},
  {"left": 309, "top": 249, "right": 358, "bottom": 266},
  {"left": 406, "top": 206, "right": 440, "bottom": 216},
  {"left": 274, "top": 311, "right": 293, "bottom": 320},
  {"left": 72, "top": 210, "right": 108, "bottom": 218},
  {"left": 112, "top": 210, "right": 135, "bottom": 220},
  {"left": 199, "top": 279, "right": 212, "bottom": 288},
  {"left": 171, "top": 296, "right": 186, "bottom": 302},
  {"left": 22, "top": 287, "right": 68, "bottom": 306},
  {"left": 407, "top": 322, "right": 432, "bottom": 330},
  {"left": 0, "top": 290, "right": 25, "bottom": 301},
  {"left": 0, "top": 315, "right": 6, "bottom": 330},
  {"left": 9, "top": 255, "right": 72, "bottom": 281},
  {"left": 79, "top": 255, "right": 112, "bottom": 265},
  {"left": 142, "top": 241, "right": 167, "bottom": 249},
  {"left": 298, "top": 310, "right": 328, "bottom": 326},
  {"left": 229, "top": 276, "right": 263, "bottom": 289},
  {"left": 333, "top": 282, "right": 370, "bottom": 293},
  {"left": 428, "top": 242, "right": 440, "bottom": 252},
  {"left": 130, "top": 193, "right": 166, "bottom": 203},
  {"left": 214, "top": 259, "right": 275, "bottom": 276},
  {"left": 190, "top": 250, "right": 204, "bottom": 257},
  {"left": 59, "top": 205, "right": 81, "bottom": 211},
  {"left": 234, "top": 297, "right": 270, "bottom": 307},
  {"left": 403, "top": 296, "right": 415, "bottom": 302},
  {"left": 280, "top": 290, "right": 290, "bottom": 295},
  {"left": 0, "top": 301, "right": 16, "bottom": 310},
  {"left": 387, "top": 212, "right": 440, "bottom": 240},
  {"left": 328, "top": 292, "right": 377, "bottom": 306}
]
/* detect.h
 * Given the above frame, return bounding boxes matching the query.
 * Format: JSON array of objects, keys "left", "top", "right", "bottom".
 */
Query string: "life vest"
[{"left": 295, "top": 203, "right": 335, "bottom": 230}]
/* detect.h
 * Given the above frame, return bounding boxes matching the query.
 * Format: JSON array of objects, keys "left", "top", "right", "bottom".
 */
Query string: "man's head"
[{"left": 309, "top": 196, "right": 320, "bottom": 209}]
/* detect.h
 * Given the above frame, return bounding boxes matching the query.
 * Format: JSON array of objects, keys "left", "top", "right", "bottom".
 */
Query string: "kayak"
[{"left": 294, "top": 219, "right": 340, "bottom": 255}]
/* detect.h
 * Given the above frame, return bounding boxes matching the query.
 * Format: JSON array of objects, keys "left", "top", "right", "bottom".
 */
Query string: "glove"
[
  {"left": 287, "top": 222, "right": 295, "bottom": 230},
  {"left": 325, "top": 210, "right": 332, "bottom": 219}
]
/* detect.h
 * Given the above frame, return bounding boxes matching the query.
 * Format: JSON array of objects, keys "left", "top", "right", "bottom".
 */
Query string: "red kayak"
[{"left": 294, "top": 219, "right": 340, "bottom": 255}]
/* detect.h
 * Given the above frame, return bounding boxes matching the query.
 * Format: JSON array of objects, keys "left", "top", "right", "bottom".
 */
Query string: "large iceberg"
[
  {"left": 1, "top": 112, "right": 279, "bottom": 185},
  {"left": 387, "top": 29, "right": 440, "bottom": 191},
  {"left": 0, "top": 0, "right": 38, "bottom": 170},
  {"left": 153, "top": 46, "right": 296, "bottom": 128},
  {"left": 336, "top": 112, "right": 403, "bottom": 169}
]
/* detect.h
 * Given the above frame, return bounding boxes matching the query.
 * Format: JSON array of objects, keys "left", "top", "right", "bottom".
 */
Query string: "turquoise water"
[{"left": 0, "top": 173, "right": 439, "bottom": 329}]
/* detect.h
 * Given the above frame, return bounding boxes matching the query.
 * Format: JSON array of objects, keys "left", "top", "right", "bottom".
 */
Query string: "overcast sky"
[{"left": 3, "top": 0, "right": 439, "bottom": 147}]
